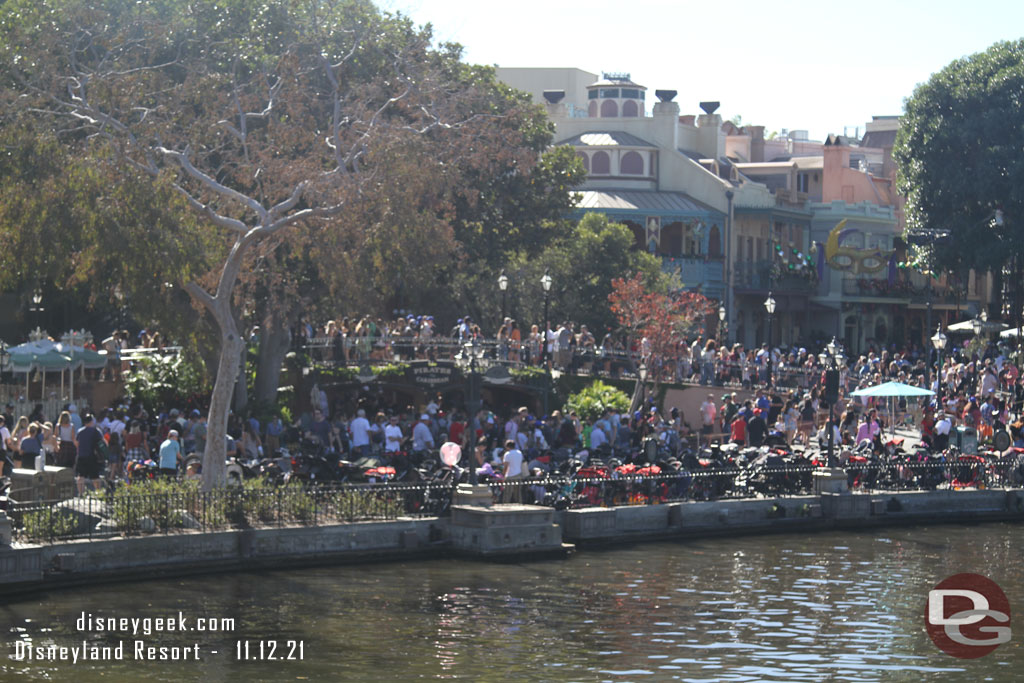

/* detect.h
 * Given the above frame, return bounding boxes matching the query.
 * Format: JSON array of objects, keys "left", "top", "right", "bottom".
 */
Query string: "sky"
[{"left": 382, "top": 0, "right": 1024, "bottom": 141}]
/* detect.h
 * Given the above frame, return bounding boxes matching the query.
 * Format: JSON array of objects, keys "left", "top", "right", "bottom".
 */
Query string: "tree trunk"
[
  {"left": 202, "top": 330, "right": 244, "bottom": 490},
  {"left": 254, "top": 320, "right": 292, "bottom": 407}
]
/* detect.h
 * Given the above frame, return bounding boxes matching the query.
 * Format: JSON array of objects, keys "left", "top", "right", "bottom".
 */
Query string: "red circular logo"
[{"left": 925, "top": 573, "right": 1011, "bottom": 658}]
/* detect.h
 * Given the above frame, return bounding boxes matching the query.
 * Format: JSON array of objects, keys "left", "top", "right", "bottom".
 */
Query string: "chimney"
[
  {"left": 543, "top": 90, "right": 567, "bottom": 118},
  {"left": 748, "top": 125, "right": 765, "bottom": 163},
  {"left": 823, "top": 134, "right": 851, "bottom": 202},
  {"left": 696, "top": 101, "right": 724, "bottom": 159},
  {"left": 652, "top": 88, "right": 680, "bottom": 152}
]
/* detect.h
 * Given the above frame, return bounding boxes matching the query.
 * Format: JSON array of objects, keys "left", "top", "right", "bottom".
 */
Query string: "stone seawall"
[{"left": 3, "top": 489, "right": 1023, "bottom": 593}]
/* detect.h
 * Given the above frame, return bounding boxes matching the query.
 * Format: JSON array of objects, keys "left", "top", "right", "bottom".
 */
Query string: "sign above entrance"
[{"left": 406, "top": 361, "right": 456, "bottom": 387}]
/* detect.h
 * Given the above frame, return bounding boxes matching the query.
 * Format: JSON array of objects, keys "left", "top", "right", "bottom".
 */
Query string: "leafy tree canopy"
[{"left": 894, "top": 39, "right": 1024, "bottom": 274}]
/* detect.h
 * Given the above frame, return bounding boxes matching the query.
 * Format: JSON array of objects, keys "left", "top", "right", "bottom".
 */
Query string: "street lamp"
[
  {"left": 540, "top": 269, "right": 552, "bottom": 366},
  {"left": 818, "top": 337, "right": 846, "bottom": 468},
  {"left": 540, "top": 269, "right": 553, "bottom": 414},
  {"left": 764, "top": 292, "right": 776, "bottom": 387},
  {"left": 718, "top": 304, "right": 726, "bottom": 346},
  {"left": 498, "top": 270, "right": 508, "bottom": 323},
  {"left": 931, "top": 325, "right": 947, "bottom": 407},
  {"left": 637, "top": 361, "right": 648, "bottom": 408},
  {"left": 457, "top": 338, "right": 487, "bottom": 486}
]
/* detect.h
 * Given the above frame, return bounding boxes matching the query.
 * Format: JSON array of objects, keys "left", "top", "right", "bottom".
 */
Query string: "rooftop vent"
[
  {"left": 655, "top": 90, "right": 677, "bottom": 102},
  {"left": 699, "top": 101, "right": 720, "bottom": 115}
]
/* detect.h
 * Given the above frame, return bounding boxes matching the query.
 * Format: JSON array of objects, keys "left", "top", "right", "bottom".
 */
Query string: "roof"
[
  {"left": 589, "top": 75, "right": 645, "bottom": 88},
  {"left": 556, "top": 131, "right": 656, "bottom": 148},
  {"left": 793, "top": 156, "right": 824, "bottom": 170},
  {"left": 576, "top": 189, "right": 718, "bottom": 215},
  {"left": 860, "top": 130, "right": 898, "bottom": 149}
]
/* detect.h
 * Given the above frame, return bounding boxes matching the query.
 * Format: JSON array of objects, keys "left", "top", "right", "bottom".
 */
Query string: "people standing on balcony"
[{"left": 700, "top": 340, "right": 716, "bottom": 385}]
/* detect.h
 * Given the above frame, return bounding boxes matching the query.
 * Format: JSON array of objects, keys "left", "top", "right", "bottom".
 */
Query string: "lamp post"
[
  {"left": 540, "top": 269, "right": 553, "bottom": 414},
  {"left": 637, "top": 361, "right": 648, "bottom": 409},
  {"left": 29, "top": 288, "right": 44, "bottom": 328},
  {"left": 931, "top": 325, "right": 947, "bottom": 408},
  {"left": 540, "top": 269, "right": 552, "bottom": 366},
  {"left": 718, "top": 304, "right": 726, "bottom": 347},
  {"left": 818, "top": 337, "right": 846, "bottom": 468},
  {"left": 764, "top": 292, "right": 776, "bottom": 387},
  {"left": 498, "top": 270, "right": 508, "bottom": 323},
  {"left": 459, "top": 338, "right": 486, "bottom": 487}
]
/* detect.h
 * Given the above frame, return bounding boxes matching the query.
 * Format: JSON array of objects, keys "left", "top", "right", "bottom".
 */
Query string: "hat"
[
  {"left": 420, "top": 414, "right": 430, "bottom": 421},
  {"left": 191, "top": 409, "right": 201, "bottom": 417},
  {"left": 168, "top": 430, "right": 179, "bottom": 438}
]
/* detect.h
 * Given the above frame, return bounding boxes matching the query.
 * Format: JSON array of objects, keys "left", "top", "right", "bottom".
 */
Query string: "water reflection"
[{"left": 5, "top": 523, "right": 1022, "bottom": 681}]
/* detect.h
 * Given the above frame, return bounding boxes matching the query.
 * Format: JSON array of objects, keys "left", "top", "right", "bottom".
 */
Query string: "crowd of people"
[{"left": 7, "top": 312, "right": 1024, "bottom": 500}]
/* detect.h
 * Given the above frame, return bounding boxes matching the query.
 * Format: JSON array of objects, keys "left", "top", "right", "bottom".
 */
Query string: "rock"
[{"left": 172, "top": 509, "right": 201, "bottom": 529}]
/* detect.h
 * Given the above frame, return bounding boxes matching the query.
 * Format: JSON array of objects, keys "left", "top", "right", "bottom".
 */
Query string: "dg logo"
[{"left": 926, "top": 573, "right": 1011, "bottom": 658}]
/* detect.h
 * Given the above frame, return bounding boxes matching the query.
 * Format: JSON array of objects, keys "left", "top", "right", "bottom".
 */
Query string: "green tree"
[
  {"left": 504, "top": 213, "right": 670, "bottom": 336},
  {"left": 894, "top": 40, "right": 1024, "bottom": 290},
  {"left": 1, "top": 0, "right": 504, "bottom": 487}
]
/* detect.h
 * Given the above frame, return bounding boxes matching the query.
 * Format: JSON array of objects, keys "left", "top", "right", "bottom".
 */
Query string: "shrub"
[{"left": 565, "top": 380, "right": 630, "bottom": 423}]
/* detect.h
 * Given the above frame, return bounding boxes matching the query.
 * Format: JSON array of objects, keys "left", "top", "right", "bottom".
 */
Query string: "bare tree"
[{"left": 3, "top": 0, "right": 476, "bottom": 487}]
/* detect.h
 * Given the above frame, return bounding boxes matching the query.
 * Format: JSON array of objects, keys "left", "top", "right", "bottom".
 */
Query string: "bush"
[
  {"left": 123, "top": 353, "right": 210, "bottom": 413},
  {"left": 564, "top": 380, "right": 630, "bottom": 423}
]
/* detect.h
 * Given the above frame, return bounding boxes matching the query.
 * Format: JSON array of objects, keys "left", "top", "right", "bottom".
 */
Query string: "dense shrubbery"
[{"left": 565, "top": 380, "right": 630, "bottom": 423}]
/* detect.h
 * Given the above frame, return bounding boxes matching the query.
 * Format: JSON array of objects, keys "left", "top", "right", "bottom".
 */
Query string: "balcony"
[
  {"left": 734, "top": 260, "right": 816, "bottom": 293},
  {"left": 661, "top": 256, "right": 723, "bottom": 298}
]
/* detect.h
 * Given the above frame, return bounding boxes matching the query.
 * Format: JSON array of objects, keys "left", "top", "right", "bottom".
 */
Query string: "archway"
[
  {"left": 661, "top": 222, "right": 683, "bottom": 256},
  {"left": 707, "top": 225, "right": 722, "bottom": 257}
]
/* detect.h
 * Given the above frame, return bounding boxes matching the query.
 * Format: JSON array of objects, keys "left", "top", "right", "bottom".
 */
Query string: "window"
[
  {"left": 600, "top": 100, "right": 618, "bottom": 117},
  {"left": 622, "top": 100, "right": 639, "bottom": 117},
  {"left": 708, "top": 225, "right": 722, "bottom": 257},
  {"left": 797, "top": 173, "right": 809, "bottom": 193},
  {"left": 576, "top": 152, "right": 590, "bottom": 172},
  {"left": 620, "top": 151, "right": 643, "bottom": 174},
  {"left": 592, "top": 151, "right": 610, "bottom": 174},
  {"left": 621, "top": 88, "right": 640, "bottom": 99},
  {"left": 588, "top": 89, "right": 599, "bottom": 99},
  {"left": 599, "top": 88, "right": 620, "bottom": 98}
]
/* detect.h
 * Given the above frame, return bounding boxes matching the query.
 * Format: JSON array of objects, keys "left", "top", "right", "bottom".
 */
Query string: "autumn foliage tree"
[{"left": 608, "top": 272, "right": 714, "bottom": 411}]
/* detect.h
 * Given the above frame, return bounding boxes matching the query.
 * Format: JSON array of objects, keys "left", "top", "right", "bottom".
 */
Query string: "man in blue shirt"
[{"left": 159, "top": 430, "right": 181, "bottom": 478}]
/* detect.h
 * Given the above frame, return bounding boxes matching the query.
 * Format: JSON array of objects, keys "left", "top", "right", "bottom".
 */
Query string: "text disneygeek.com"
[{"left": 9, "top": 611, "right": 303, "bottom": 663}]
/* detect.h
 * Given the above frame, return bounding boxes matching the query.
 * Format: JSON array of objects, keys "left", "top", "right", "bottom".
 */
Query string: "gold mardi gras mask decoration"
[{"left": 824, "top": 219, "right": 894, "bottom": 274}]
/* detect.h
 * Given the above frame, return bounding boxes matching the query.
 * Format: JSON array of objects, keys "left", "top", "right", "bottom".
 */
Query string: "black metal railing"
[
  {"left": 11, "top": 459, "right": 1020, "bottom": 544},
  {"left": 9, "top": 481, "right": 455, "bottom": 545}
]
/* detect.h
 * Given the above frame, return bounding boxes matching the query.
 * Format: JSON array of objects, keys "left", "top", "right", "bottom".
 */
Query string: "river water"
[{"left": 4, "top": 523, "right": 1023, "bottom": 682}]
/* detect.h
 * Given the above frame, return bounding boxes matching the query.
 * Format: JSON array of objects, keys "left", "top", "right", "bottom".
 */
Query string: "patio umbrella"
[
  {"left": 850, "top": 382, "right": 934, "bottom": 437},
  {"left": 947, "top": 319, "right": 1007, "bottom": 334}
]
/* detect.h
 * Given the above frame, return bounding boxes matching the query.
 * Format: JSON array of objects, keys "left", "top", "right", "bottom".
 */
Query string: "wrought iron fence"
[
  {"left": 10, "top": 459, "right": 1020, "bottom": 544},
  {"left": 9, "top": 481, "right": 455, "bottom": 545}
]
